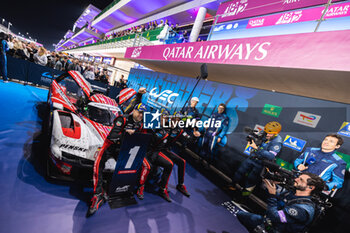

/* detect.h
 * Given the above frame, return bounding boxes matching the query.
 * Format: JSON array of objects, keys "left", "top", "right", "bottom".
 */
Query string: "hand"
[
  {"left": 138, "top": 87, "right": 146, "bottom": 94},
  {"left": 217, "top": 137, "right": 221, "bottom": 143},
  {"left": 193, "top": 131, "right": 201, "bottom": 137},
  {"left": 126, "top": 129, "right": 135, "bottom": 135},
  {"left": 297, "top": 164, "right": 308, "bottom": 171},
  {"left": 248, "top": 141, "right": 258, "bottom": 150},
  {"left": 263, "top": 179, "right": 276, "bottom": 195}
]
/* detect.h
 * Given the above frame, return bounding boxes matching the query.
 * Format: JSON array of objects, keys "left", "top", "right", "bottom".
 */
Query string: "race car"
[{"left": 46, "top": 71, "right": 133, "bottom": 181}]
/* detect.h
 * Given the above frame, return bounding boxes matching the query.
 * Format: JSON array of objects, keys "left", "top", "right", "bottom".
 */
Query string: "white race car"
[{"left": 47, "top": 71, "right": 133, "bottom": 181}]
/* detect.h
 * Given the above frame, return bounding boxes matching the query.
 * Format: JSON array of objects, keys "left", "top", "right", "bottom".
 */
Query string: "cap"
[
  {"left": 134, "top": 103, "right": 147, "bottom": 112},
  {"left": 191, "top": 97, "right": 199, "bottom": 102}
]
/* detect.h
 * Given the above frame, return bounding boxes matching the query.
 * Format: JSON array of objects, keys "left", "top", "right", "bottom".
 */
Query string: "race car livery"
[{"left": 47, "top": 71, "right": 128, "bottom": 179}]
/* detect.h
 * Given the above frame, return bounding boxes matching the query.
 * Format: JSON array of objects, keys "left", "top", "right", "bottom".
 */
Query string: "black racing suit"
[
  {"left": 161, "top": 128, "right": 187, "bottom": 185},
  {"left": 93, "top": 114, "right": 145, "bottom": 194},
  {"left": 139, "top": 128, "right": 174, "bottom": 189}
]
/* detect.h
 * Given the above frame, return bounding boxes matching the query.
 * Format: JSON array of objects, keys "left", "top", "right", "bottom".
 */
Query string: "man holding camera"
[
  {"left": 231, "top": 122, "right": 283, "bottom": 195},
  {"left": 294, "top": 134, "right": 346, "bottom": 190},
  {"left": 237, "top": 172, "right": 326, "bottom": 233}
]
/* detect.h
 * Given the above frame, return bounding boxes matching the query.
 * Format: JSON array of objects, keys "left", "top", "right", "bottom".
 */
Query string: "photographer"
[
  {"left": 237, "top": 172, "right": 326, "bottom": 233},
  {"left": 231, "top": 122, "right": 283, "bottom": 195},
  {"left": 294, "top": 134, "right": 346, "bottom": 190}
]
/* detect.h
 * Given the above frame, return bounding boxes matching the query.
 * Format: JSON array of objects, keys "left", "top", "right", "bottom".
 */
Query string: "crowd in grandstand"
[
  {"left": 1, "top": 32, "right": 112, "bottom": 84},
  {"left": 65, "top": 19, "right": 188, "bottom": 50}
]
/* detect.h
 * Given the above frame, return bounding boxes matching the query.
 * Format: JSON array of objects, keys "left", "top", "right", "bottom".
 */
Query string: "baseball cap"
[{"left": 191, "top": 97, "right": 199, "bottom": 102}]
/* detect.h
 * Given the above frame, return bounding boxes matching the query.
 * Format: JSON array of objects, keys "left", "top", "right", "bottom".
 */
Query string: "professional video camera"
[
  {"left": 260, "top": 160, "right": 299, "bottom": 190},
  {"left": 258, "top": 160, "right": 333, "bottom": 233},
  {"left": 244, "top": 127, "right": 266, "bottom": 147}
]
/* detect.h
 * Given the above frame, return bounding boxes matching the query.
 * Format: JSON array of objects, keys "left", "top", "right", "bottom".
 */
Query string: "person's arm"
[
  {"left": 323, "top": 160, "right": 346, "bottom": 190},
  {"left": 255, "top": 140, "right": 282, "bottom": 160},
  {"left": 106, "top": 116, "right": 126, "bottom": 143},
  {"left": 294, "top": 148, "right": 311, "bottom": 171},
  {"left": 218, "top": 116, "right": 229, "bottom": 139}
]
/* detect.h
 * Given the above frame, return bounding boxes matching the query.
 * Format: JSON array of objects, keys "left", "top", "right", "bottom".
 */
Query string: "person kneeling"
[{"left": 237, "top": 172, "right": 325, "bottom": 233}]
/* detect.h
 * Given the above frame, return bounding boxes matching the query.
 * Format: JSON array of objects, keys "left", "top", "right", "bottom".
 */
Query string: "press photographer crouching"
[
  {"left": 231, "top": 122, "right": 283, "bottom": 195},
  {"left": 236, "top": 172, "right": 326, "bottom": 233}
]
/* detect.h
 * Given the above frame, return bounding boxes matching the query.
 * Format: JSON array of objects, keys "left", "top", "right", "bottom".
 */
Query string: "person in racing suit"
[
  {"left": 136, "top": 113, "right": 175, "bottom": 202},
  {"left": 180, "top": 97, "right": 201, "bottom": 146},
  {"left": 199, "top": 103, "right": 229, "bottom": 163},
  {"left": 294, "top": 134, "right": 346, "bottom": 190},
  {"left": 231, "top": 122, "right": 283, "bottom": 195},
  {"left": 87, "top": 103, "right": 147, "bottom": 217},
  {"left": 237, "top": 172, "right": 326, "bottom": 233}
]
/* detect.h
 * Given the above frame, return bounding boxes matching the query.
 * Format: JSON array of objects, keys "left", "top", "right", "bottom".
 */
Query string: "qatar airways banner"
[
  {"left": 324, "top": 1, "right": 350, "bottom": 19},
  {"left": 125, "top": 30, "right": 350, "bottom": 72},
  {"left": 247, "top": 1, "right": 350, "bottom": 28},
  {"left": 216, "top": 0, "right": 342, "bottom": 23}
]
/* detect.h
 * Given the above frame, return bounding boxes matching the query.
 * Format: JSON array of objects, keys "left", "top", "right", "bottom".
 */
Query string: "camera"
[
  {"left": 244, "top": 127, "right": 266, "bottom": 147},
  {"left": 260, "top": 160, "right": 299, "bottom": 190}
]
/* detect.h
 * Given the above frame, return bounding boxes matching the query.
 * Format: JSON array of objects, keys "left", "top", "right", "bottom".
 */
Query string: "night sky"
[{"left": 1, "top": 0, "right": 112, "bottom": 51}]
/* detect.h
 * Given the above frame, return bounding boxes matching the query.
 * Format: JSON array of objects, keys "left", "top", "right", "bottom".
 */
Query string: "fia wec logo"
[{"left": 149, "top": 87, "right": 179, "bottom": 104}]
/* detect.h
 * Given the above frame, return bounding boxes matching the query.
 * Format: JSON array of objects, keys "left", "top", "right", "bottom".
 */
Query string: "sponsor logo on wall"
[
  {"left": 254, "top": 124, "right": 265, "bottom": 132},
  {"left": 283, "top": 135, "right": 307, "bottom": 152},
  {"left": 147, "top": 87, "right": 179, "bottom": 109},
  {"left": 338, "top": 122, "right": 350, "bottom": 138},
  {"left": 131, "top": 47, "right": 142, "bottom": 58},
  {"left": 262, "top": 104, "right": 282, "bottom": 117},
  {"left": 293, "top": 111, "right": 321, "bottom": 128},
  {"left": 243, "top": 144, "right": 252, "bottom": 155}
]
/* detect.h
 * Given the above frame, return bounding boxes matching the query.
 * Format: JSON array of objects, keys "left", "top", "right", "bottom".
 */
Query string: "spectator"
[
  {"left": 115, "top": 74, "right": 127, "bottom": 89},
  {"left": 74, "top": 59, "right": 82, "bottom": 73},
  {"left": 153, "top": 20, "right": 158, "bottom": 28},
  {"left": 34, "top": 47, "right": 48, "bottom": 66},
  {"left": 7, "top": 36, "right": 14, "bottom": 57},
  {"left": 99, "top": 70, "right": 109, "bottom": 84},
  {"left": 22, "top": 43, "right": 31, "bottom": 60},
  {"left": 158, "top": 19, "right": 164, "bottom": 28},
  {"left": 47, "top": 52, "right": 56, "bottom": 68},
  {"left": 174, "top": 23, "right": 180, "bottom": 33},
  {"left": 66, "top": 57, "right": 75, "bottom": 71},
  {"left": 54, "top": 55, "right": 62, "bottom": 71},
  {"left": 83, "top": 66, "right": 95, "bottom": 80},
  {"left": 0, "top": 32, "right": 10, "bottom": 83},
  {"left": 94, "top": 69, "right": 100, "bottom": 80}
]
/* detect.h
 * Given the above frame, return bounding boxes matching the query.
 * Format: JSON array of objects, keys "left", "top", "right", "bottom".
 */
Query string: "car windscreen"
[
  {"left": 87, "top": 105, "right": 116, "bottom": 126},
  {"left": 59, "top": 76, "right": 84, "bottom": 104}
]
